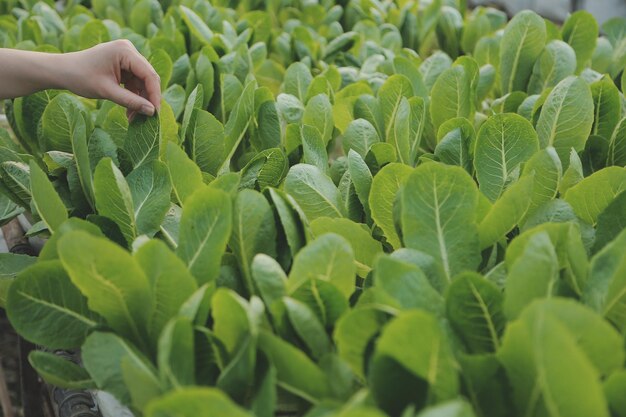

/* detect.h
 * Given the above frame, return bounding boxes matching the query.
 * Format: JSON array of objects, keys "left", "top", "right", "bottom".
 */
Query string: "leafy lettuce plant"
[{"left": 0, "top": 0, "right": 626, "bottom": 417}]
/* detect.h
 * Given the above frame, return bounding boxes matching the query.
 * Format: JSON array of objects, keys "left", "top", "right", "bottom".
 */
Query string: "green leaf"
[
  {"left": 560, "top": 148, "right": 584, "bottom": 194},
  {"left": 499, "top": 10, "right": 546, "bottom": 94},
  {"left": 102, "top": 105, "right": 128, "bottom": 148},
  {"left": 58, "top": 231, "right": 153, "bottom": 349},
  {"left": 503, "top": 231, "right": 559, "bottom": 319},
  {"left": 221, "top": 81, "right": 255, "bottom": 172},
  {"left": 476, "top": 64, "right": 496, "bottom": 102},
  {"left": 301, "top": 125, "right": 329, "bottom": 174},
  {"left": 28, "top": 351, "right": 95, "bottom": 390},
  {"left": 310, "top": 217, "right": 382, "bottom": 277},
  {"left": 388, "top": 96, "right": 413, "bottom": 165},
  {"left": 507, "top": 222, "right": 588, "bottom": 296},
  {"left": 195, "top": 46, "right": 215, "bottom": 109},
  {"left": 163, "top": 85, "right": 186, "bottom": 119},
  {"left": 277, "top": 97, "right": 303, "bottom": 129},
  {"left": 416, "top": 400, "right": 477, "bottom": 417},
  {"left": 474, "top": 113, "right": 539, "bottom": 202},
  {"left": 267, "top": 188, "right": 305, "bottom": 261},
  {"left": 0, "top": 253, "right": 36, "bottom": 307},
  {"left": 342, "top": 119, "right": 380, "bottom": 159},
  {"left": 527, "top": 40, "right": 577, "bottom": 94},
  {"left": 408, "top": 97, "right": 427, "bottom": 164},
  {"left": 94, "top": 158, "right": 137, "bottom": 246},
  {"left": 257, "top": 330, "right": 329, "bottom": 402},
  {"left": 324, "top": 31, "right": 358, "bottom": 59},
  {"left": 179, "top": 6, "right": 213, "bottom": 45},
  {"left": 354, "top": 95, "right": 385, "bottom": 139},
  {"left": 608, "top": 117, "right": 626, "bottom": 167},
  {"left": 591, "top": 37, "right": 614, "bottom": 74},
  {"left": 446, "top": 272, "right": 504, "bottom": 354},
  {"left": 252, "top": 254, "right": 287, "bottom": 307},
  {"left": 241, "top": 148, "right": 287, "bottom": 189},
  {"left": 283, "top": 297, "right": 332, "bottom": 359},
  {"left": 478, "top": 175, "right": 534, "bottom": 249},
  {"left": 591, "top": 75, "right": 622, "bottom": 141},
  {"left": 134, "top": 240, "right": 197, "bottom": 345},
  {"left": 535, "top": 76, "right": 594, "bottom": 168},
  {"left": 218, "top": 74, "right": 244, "bottom": 123},
  {"left": 347, "top": 150, "right": 373, "bottom": 217},
  {"left": 230, "top": 189, "right": 277, "bottom": 295},
  {"left": 584, "top": 229, "right": 626, "bottom": 331},
  {"left": 288, "top": 233, "right": 356, "bottom": 299},
  {"left": 0, "top": 194, "right": 23, "bottom": 228},
  {"left": 165, "top": 142, "right": 204, "bottom": 206},
  {"left": 29, "top": 160, "right": 67, "bottom": 232},
  {"left": 149, "top": 49, "right": 172, "bottom": 91},
  {"left": 523, "top": 298, "right": 624, "bottom": 376},
  {"left": 562, "top": 10, "right": 599, "bottom": 73},
  {"left": 430, "top": 65, "right": 473, "bottom": 132},
  {"left": 334, "top": 306, "right": 389, "bottom": 380},
  {"left": 564, "top": 166, "right": 626, "bottom": 225},
  {"left": 498, "top": 307, "right": 610, "bottom": 417},
  {"left": 436, "top": 6, "right": 463, "bottom": 59},
  {"left": 125, "top": 114, "right": 162, "bottom": 170},
  {"left": 394, "top": 56, "right": 428, "bottom": 98},
  {"left": 185, "top": 109, "right": 224, "bottom": 176},
  {"left": 40, "top": 93, "right": 82, "bottom": 153},
  {"left": 372, "top": 310, "right": 459, "bottom": 408},
  {"left": 7, "top": 260, "right": 102, "bottom": 349},
  {"left": 283, "top": 62, "right": 312, "bottom": 102},
  {"left": 522, "top": 147, "right": 563, "bottom": 214},
  {"left": 284, "top": 164, "right": 345, "bottom": 221},
  {"left": 70, "top": 112, "right": 94, "bottom": 206},
  {"left": 181, "top": 85, "right": 204, "bottom": 141},
  {"left": 303, "top": 94, "right": 333, "bottom": 144},
  {"left": 255, "top": 101, "right": 281, "bottom": 151},
  {"left": 434, "top": 118, "right": 474, "bottom": 173},
  {"left": 158, "top": 317, "right": 195, "bottom": 388},
  {"left": 127, "top": 161, "right": 172, "bottom": 237},
  {"left": 378, "top": 74, "right": 413, "bottom": 142},
  {"left": 375, "top": 255, "right": 443, "bottom": 314},
  {"left": 145, "top": 388, "right": 251, "bottom": 417},
  {"left": 593, "top": 190, "right": 626, "bottom": 253},
  {"left": 605, "top": 371, "right": 626, "bottom": 417},
  {"left": 212, "top": 288, "right": 261, "bottom": 356},
  {"left": 39, "top": 218, "right": 104, "bottom": 261},
  {"left": 83, "top": 331, "right": 160, "bottom": 407},
  {"left": 122, "top": 354, "right": 165, "bottom": 410},
  {"left": 461, "top": 10, "right": 495, "bottom": 54},
  {"left": 369, "top": 163, "right": 412, "bottom": 250},
  {"left": 0, "top": 161, "right": 31, "bottom": 208},
  {"left": 177, "top": 187, "right": 232, "bottom": 285},
  {"left": 420, "top": 51, "right": 453, "bottom": 91},
  {"left": 401, "top": 163, "right": 480, "bottom": 282}
]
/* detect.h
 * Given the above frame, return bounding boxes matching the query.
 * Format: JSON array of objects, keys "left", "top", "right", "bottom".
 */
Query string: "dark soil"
[{"left": 0, "top": 309, "right": 22, "bottom": 417}]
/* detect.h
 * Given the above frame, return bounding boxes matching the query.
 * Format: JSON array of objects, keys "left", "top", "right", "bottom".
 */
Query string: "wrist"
[{"left": 44, "top": 52, "right": 77, "bottom": 91}]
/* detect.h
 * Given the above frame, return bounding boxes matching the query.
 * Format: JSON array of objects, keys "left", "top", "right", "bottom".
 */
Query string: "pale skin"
[{"left": 0, "top": 39, "right": 161, "bottom": 118}]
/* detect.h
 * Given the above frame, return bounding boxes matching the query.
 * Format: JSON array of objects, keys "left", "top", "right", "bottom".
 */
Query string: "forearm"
[{"left": 0, "top": 49, "right": 71, "bottom": 99}]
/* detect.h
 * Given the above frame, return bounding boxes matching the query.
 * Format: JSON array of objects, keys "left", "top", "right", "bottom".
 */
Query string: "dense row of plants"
[{"left": 1, "top": 0, "right": 626, "bottom": 415}]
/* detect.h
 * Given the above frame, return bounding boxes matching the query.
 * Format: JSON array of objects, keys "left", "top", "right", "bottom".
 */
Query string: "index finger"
[{"left": 121, "top": 47, "right": 161, "bottom": 111}]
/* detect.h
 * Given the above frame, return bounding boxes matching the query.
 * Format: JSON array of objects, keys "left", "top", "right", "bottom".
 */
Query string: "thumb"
[{"left": 106, "top": 84, "right": 155, "bottom": 116}]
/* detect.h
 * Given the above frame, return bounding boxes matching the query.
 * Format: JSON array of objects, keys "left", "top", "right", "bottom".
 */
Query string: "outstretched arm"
[{"left": 0, "top": 39, "right": 161, "bottom": 116}]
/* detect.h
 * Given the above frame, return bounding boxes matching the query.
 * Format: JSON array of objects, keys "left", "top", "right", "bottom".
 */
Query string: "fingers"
[
  {"left": 106, "top": 84, "right": 156, "bottom": 117},
  {"left": 118, "top": 41, "right": 161, "bottom": 111}
]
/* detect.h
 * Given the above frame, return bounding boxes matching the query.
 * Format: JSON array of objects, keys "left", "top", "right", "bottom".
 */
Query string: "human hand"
[{"left": 59, "top": 40, "right": 161, "bottom": 118}]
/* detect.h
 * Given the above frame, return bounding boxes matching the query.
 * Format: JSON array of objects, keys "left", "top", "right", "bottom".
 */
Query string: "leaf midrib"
[{"left": 16, "top": 290, "right": 98, "bottom": 327}]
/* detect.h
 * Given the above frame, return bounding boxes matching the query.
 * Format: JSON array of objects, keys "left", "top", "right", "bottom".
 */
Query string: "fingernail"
[{"left": 140, "top": 104, "right": 155, "bottom": 116}]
